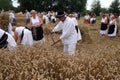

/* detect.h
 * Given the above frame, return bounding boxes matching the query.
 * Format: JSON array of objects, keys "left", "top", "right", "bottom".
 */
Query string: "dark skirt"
[
  {"left": 75, "top": 26, "right": 78, "bottom": 33},
  {"left": 31, "top": 26, "right": 44, "bottom": 41},
  {"left": 91, "top": 20, "right": 96, "bottom": 24},
  {"left": 100, "top": 23, "right": 107, "bottom": 30},
  {"left": 108, "top": 25, "right": 115, "bottom": 34}
]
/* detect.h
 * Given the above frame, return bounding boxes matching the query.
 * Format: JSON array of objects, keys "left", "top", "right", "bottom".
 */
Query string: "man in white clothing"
[{"left": 51, "top": 12, "right": 78, "bottom": 55}]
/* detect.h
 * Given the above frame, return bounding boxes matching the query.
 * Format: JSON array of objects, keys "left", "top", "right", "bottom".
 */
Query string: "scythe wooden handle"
[{"left": 51, "top": 39, "right": 61, "bottom": 46}]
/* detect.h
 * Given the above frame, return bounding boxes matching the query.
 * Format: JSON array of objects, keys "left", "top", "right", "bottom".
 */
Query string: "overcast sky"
[
  {"left": 86, "top": 0, "right": 117, "bottom": 10},
  {"left": 12, "top": 0, "right": 118, "bottom": 10},
  {"left": 12, "top": 0, "right": 19, "bottom": 7}
]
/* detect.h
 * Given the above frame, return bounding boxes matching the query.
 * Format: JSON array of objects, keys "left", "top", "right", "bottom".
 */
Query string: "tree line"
[
  {"left": 17, "top": 0, "right": 87, "bottom": 13},
  {"left": 91, "top": 0, "right": 120, "bottom": 16},
  {"left": 0, "top": 0, "right": 120, "bottom": 15}
]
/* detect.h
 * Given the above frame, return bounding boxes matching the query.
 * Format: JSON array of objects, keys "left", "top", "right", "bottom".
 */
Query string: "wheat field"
[{"left": 0, "top": 14, "right": 120, "bottom": 80}]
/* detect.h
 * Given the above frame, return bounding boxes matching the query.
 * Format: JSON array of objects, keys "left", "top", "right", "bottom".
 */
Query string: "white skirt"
[{"left": 100, "top": 29, "right": 108, "bottom": 35}]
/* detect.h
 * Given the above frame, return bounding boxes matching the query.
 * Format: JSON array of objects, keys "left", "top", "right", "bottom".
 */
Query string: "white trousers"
[{"left": 63, "top": 43, "right": 76, "bottom": 55}]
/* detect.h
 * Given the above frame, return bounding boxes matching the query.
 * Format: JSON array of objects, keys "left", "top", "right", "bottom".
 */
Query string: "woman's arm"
[
  {"left": 29, "top": 18, "right": 33, "bottom": 28},
  {"left": 39, "top": 17, "right": 43, "bottom": 26},
  {"left": 13, "top": 31, "right": 18, "bottom": 42}
]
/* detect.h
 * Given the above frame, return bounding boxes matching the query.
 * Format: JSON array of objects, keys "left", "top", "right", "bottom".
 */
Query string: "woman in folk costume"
[
  {"left": 69, "top": 14, "right": 82, "bottom": 41},
  {"left": 0, "top": 28, "right": 17, "bottom": 51},
  {"left": 84, "top": 13, "right": 90, "bottom": 24},
  {"left": 51, "top": 12, "right": 78, "bottom": 55},
  {"left": 30, "top": 10, "right": 44, "bottom": 43},
  {"left": 90, "top": 13, "right": 96, "bottom": 24},
  {"left": 108, "top": 15, "right": 117, "bottom": 37},
  {"left": 12, "top": 24, "right": 33, "bottom": 47},
  {"left": 100, "top": 14, "right": 108, "bottom": 35}
]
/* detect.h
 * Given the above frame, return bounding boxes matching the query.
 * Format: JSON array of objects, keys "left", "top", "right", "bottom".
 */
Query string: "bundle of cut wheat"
[{"left": 0, "top": 12, "right": 10, "bottom": 31}]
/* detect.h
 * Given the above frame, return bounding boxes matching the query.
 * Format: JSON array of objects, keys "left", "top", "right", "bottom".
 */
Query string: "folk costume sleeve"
[
  {"left": 60, "top": 20, "right": 75, "bottom": 39},
  {"left": 52, "top": 22, "right": 62, "bottom": 32}
]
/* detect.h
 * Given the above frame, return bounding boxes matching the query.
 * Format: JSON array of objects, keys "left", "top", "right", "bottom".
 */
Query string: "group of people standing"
[
  {"left": 83, "top": 12, "right": 118, "bottom": 37},
  {"left": 0, "top": 10, "right": 45, "bottom": 51},
  {"left": 42, "top": 11, "right": 57, "bottom": 24},
  {"left": 12, "top": 10, "right": 45, "bottom": 47},
  {"left": 84, "top": 13, "right": 96, "bottom": 24},
  {"left": 100, "top": 13, "right": 117, "bottom": 37},
  {"left": 1, "top": 10, "right": 118, "bottom": 55},
  {"left": 0, "top": 10, "right": 82, "bottom": 55}
]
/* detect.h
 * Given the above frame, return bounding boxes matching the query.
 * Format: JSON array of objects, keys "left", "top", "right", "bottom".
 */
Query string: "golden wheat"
[
  {"left": 0, "top": 12, "right": 9, "bottom": 31},
  {"left": 0, "top": 14, "right": 120, "bottom": 80}
]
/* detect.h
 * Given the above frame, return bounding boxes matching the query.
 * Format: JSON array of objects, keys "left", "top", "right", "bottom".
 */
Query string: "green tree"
[
  {"left": 18, "top": 0, "right": 87, "bottom": 13},
  {"left": 0, "top": 0, "right": 13, "bottom": 11},
  {"left": 91, "top": 0, "right": 101, "bottom": 16},
  {"left": 101, "top": 8, "right": 109, "bottom": 13},
  {"left": 109, "top": 0, "right": 120, "bottom": 14}
]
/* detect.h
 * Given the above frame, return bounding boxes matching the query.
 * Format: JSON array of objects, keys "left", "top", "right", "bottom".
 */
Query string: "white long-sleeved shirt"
[
  {"left": 0, "top": 29, "right": 17, "bottom": 51},
  {"left": 84, "top": 15, "right": 90, "bottom": 20},
  {"left": 52, "top": 17, "right": 77, "bottom": 44},
  {"left": 71, "top": 17, "right": 82, "bottom": 41},
  {"left": 15, "top": 26, "right": 33, "bottom": 47},
  {"left": 101, "top": 17, "right": 107, "bottom": 23},
  {"left": 109, "top": 19, "right": 116, "bottom": 26}
]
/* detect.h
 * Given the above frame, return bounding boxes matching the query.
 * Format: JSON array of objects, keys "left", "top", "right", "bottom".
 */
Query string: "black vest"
[{"left": 0, "top": 33, "right": 8, "bottom": 49}]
